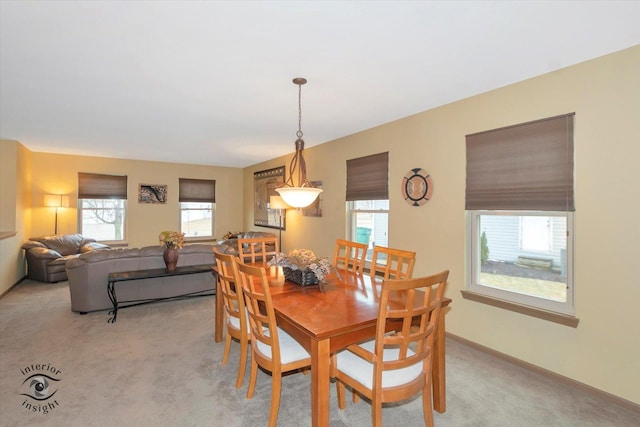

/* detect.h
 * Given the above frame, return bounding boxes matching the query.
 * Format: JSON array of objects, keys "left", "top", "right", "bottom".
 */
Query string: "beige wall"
[
  {"left": 27, "top": 153, "right": 244, "bottom": 249},
  {"left": 243, "top": 46, "right": 640, "bottom": 404},
  {"left": 0, "top": 140, "right": 32, "bottom": 294}
]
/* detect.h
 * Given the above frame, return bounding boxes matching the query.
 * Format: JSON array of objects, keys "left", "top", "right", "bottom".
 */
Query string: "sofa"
[
  {"left": 214, "top": 231, "right": 278, "bottom": 257},
  {"left": 65, "top": 244, "right": 216, "bottom": 313},
  {"left": 22, "top": 234, "right": 110, "bottom": 283}
]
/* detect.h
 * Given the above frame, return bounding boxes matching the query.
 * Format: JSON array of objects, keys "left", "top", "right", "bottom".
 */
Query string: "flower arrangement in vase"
[
  {"left": 159, "top": 231, "right": 185, "bottom": 271},
  {"left": 268, "top": 249, "right": 332, "bottom": 285}
]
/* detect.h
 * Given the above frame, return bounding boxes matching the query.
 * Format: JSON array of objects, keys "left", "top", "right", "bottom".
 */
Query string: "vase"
[{"left": 163, "top": 247, "right": 179, "bottom": 272}]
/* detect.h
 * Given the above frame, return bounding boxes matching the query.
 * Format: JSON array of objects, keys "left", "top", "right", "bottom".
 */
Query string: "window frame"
[
  {"left": 77, "top": 172, "right": 128, "bottom": 244},
  {"left": 467, "top": 210, "right": 575, "bottom": 316},
  {"left": 78, "top": 198, "right": 127, "bottom": 244},
  {"left": 463, "top": 113, "right": 577, "bottom": 326},
  {"left": 178, "top": 178, "right": 216, "bottom": 241},
  {"left": 179, "top": 201, "right": 215, "bottom": 240},
  {"left": 347, "top": 199, "right": 389, "bottom": 262}
]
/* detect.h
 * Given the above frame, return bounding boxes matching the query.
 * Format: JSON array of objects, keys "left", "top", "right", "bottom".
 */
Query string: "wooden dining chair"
[
  {"left": 236, "top": 262, "right": 312, "bottom": 427},
  {"left": 236, "top": 236, "right": 279, "bottom": 264},
  {"left": 369, "top": 245, "right": 416, "bottom": 279},
  {"left": 331, "top": 270, "right": 449, "bottom": 427},
  {"left": 213, "top": 248, "right": 250, "bottom": 388},
  {"left": 333, "top": 238, "right": 367, "bottom": 274}
]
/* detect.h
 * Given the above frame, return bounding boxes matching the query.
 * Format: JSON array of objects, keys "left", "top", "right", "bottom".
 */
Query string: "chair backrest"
[
  {"left": 237, "top": 236, "right": 279, "bottom": 264},
  {"left": 369, "top": 246, "right": 416, "bottom": 279},
  {"left": 333, "top": 239, "right": 367, "bottom": 274},
  {"left": 374, "top": 270, "right": 449, "bottom": 391},
  {"left": 236, "top": 262, "right": 281, "bottom": 364},
  {"left": 213, "top": 248, "right": 246, "bottom": 332}
]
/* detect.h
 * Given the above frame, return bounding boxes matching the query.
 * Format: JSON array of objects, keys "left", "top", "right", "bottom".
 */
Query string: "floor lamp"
[
  {"left": 269, "top": 195, "right": 288, "bottom": 251},
  {"left": 44, "top": 194, "right": 70, "bottom": 235}
]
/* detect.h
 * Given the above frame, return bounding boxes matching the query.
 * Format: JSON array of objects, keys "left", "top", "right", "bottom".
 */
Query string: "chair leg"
[
  {"left": 336, "top": 380, "right": 346, "bottom": 410},
  {"left": 372, "top": 398, "right": 382, "bottom": 427},
  {"left": 247, "top": 358, "right": 258, "bottom": 399},
  {"left": 268, "top": 371, "right": 282, "bottom": 427},
  {"left": 222, "top": 332, "right": 232, "bottom": 365},
  {"left": 423, "top": 375, "right": 435, "bottom": 427},
  {"left": 236, "top": 337, "right": 248, "bottom": 388}
]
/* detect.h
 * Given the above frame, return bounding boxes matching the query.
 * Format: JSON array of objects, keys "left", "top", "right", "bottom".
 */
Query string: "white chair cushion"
[
  {"left": 256, "top": 327, "right": 310, "bottom": 364},
  {"left": 228, "top": 309, "right": 250, "bottom": 333},
  {"left": 335, "top": 339, "right": 423, "bottom": 389}
]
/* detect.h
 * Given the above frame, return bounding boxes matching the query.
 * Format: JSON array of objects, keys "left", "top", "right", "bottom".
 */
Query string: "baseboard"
[
  {"left": 446, "top": 333, "right": 640, "bottom": 414},
  {"left": 0, "top": 275, "right": 26, "bottom": 299}
]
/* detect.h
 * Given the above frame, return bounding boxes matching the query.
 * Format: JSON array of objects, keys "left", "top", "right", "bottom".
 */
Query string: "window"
[
  {"left": 348, "top": 200, "right": 389, "bottom": 260},
  {"left": 465, "top": 114, "right": 576, "bottom": 319},
  {"left": 179, "top": 178, "right": 215, "bottom": 238},
  {"left": 346, "top": 152, "right": 389, "bottom": 261},
  {"left": 78, "top": 173, "right": 127, "bottom": 242},
  {"left": 469, "top": 211, "right": 573, "bottom": 312}
]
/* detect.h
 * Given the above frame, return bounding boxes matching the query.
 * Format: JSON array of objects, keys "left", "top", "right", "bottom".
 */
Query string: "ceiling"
[{"left": 1, "top": 1, "right": 639, "bottom": 168}]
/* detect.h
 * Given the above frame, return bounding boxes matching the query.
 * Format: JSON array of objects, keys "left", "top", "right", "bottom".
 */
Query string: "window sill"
[
  {"left": 185, "top": 237, "right": 217, "bottom": 244},
  {"left": 461, "top": 290, "right": 579, "bottom": 327}
]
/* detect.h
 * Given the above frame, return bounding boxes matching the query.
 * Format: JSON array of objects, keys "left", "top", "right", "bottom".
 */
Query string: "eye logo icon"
[
  {"left": 21, "top": 374, "right": 60, "bottom": 401},
  {"left": 19, "top": 363, "right": 62, "bottom": 414}
]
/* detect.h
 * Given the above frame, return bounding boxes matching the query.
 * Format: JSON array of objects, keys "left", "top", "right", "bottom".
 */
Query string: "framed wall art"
[
  {"left": 254, "top": 166, "right": 286, "bottom": 229},
  {"left": 302, "top": 181, "right": 323, "bottom": 217},
  {"left": 138, "top": 184, "right": 167, "bottom": 204}
]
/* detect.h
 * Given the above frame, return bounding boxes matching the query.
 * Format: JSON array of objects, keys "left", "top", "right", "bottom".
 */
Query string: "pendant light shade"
[
  {"left": 276, "top": 186, "right": 322, "bottom": 208},
  {"left": 275, "top": 77, "right": 323, "bottom": 208}
]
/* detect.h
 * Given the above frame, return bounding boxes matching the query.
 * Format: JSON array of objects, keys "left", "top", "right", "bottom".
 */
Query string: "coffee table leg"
[{"left": 107, "top": 281, "right": 118, "bottom": 323}]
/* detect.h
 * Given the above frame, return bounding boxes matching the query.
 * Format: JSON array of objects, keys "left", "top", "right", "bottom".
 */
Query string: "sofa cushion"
[
  {"left": 76, "top": 247, "right": 141, "bottom": 263},
  {"left": 80, "top": 242, "right": 111, "bottom": 253},
  {"left": 140, "top": 246, "right": 164, "bottom": 257},
  {"left": 48, "top": 255, "right": 79, "bottom": 266},
  {"left": 31, "top": 234, "right": 84, "bottom": 256},
  {"left": 139, "top": 244, "right": 217, "bottom": 257}
]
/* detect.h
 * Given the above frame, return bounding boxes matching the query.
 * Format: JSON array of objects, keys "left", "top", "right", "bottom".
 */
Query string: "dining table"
[{"left": 213, "top": 265, "right": 451, "bottom": 427}]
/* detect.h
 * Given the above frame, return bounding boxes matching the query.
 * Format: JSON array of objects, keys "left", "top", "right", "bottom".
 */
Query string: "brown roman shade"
[
  {"left": 346, "top": 152, "right": 389, "bottom": 201},
  {"left": 179, "top": 178, "right": 216, "bottom": 203},
  {"left": 78, "top": 173, "right": 127, "bottom": 199},
  {"left": 466, "top": 113, "right": 575, "bottom": 211}
]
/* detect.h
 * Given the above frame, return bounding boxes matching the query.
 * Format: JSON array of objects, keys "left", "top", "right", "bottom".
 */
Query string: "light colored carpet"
[{"left": 0, "top": 280, "right": 637, "bottom": 427}]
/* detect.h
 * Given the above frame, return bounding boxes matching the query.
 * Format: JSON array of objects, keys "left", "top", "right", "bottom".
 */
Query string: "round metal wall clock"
[{"left": 401, "top": 168, "right": 433, "bottom": 206}]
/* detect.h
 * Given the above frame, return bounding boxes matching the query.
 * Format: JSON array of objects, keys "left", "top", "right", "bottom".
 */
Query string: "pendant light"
[{"left": 275, "top": 77, "right": 323, "bottom": 208}]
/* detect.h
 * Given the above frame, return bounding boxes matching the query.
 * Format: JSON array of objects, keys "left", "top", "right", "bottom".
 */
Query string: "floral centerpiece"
[
  {"left": 268, "top": 249, "right": 332, "bottom": 285},
  {"left": 159, "top": 231, "right": 185, "bottom": 249}
]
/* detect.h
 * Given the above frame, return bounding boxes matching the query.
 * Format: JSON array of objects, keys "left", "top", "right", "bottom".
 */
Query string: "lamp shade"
[
  {"left": 44, "top": 194, "right": 69, "bottom": 207},
  {"left": 269, "top": 195, "right": 289, "bottom": 210},
  {"left": 275, "top": 187, "right": 322, "bottom": 208}
]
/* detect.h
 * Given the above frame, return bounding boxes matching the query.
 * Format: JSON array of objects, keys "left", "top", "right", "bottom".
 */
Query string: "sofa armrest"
[
  {"left": 26, "top": 246, "right": 63, "bottom": 259},
  {"left": 24, "top": 247, "right": 63, "bottom": 282},
  {"left": 22, "top": 241, "right": 46, "bottom": 250}
]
